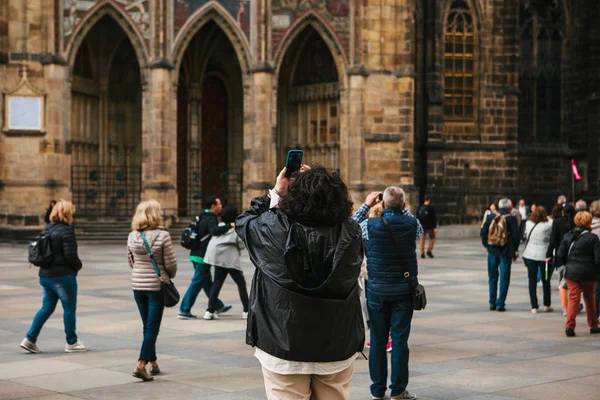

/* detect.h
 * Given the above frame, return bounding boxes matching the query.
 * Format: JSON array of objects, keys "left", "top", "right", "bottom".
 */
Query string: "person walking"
[
  {"left": 203, "top": 206, "right": 249, "bottom": 320},
  {"left": 417, "top": 196, "right": 437, "bottom": 259},
  {"left": 589, "top": 200, "right": 600, "bottom": 321},
  {"left": 518, "top": 199, "right": 530, "bottom": 243},
  {"left": 575, "top": 199, "right": 588, "bottom": 212},
  {"left": 510, "top": 202, "right": 523, "bottom": 242},
  {"left": 481, "top": 203, "right": 498, "bottom": 227},
  {"left": 547, "top": 203, "right": 577, "bottom": 317},
  {"left": 481, "top": 198, "right": 520, "bottom": 312},
  {"left": 556, "top": 211, "right": 600, "bottom": 337},
  {"left": 352, "top": 187, "right": 422, "bottom": 400},
  {"left": 178, "top": 197, "right": 230, "bottom": 319},
  {"left": 20, "top": 200, "right": 88, "bottom": 354},
  {"left": 522, "top": 206, "right": 553, "bottom": 313},
  {"left": 236, "top": 165, "right": 364, "bottom": 400},
  {"left": 128, "top": 200, "right": 178, "bottom": 381}
]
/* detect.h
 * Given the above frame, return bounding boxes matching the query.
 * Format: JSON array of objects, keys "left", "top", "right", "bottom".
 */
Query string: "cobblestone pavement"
[{"left": 1, "top": 240, "right": 599, "bottom": 400}]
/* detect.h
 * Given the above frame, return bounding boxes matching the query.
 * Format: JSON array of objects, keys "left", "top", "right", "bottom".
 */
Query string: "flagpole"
[{"left": 572, "top": 171, "right": 575, "bottom": 203}]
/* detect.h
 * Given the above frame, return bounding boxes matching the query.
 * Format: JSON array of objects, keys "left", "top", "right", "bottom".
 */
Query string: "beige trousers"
[{"left": 262, "top": 365, "right": 354, "bottom": 400}]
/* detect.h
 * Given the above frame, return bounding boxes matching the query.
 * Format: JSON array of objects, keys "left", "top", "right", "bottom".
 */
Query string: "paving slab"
[{"left": 1, "top": 240, "right": 599, "bottom": 399}]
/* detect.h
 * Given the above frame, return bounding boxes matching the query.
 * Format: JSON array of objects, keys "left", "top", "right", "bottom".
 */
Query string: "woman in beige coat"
[{"left": 128, "top": 200, "right": 177, "bottom": 381}]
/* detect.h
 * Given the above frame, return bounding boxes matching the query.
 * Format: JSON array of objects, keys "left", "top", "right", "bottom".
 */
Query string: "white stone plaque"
[
  {"left": 272, "top": 14, "right": 291, "bottom": 29},
  {"left": 8, "top": 96, "right": 42, "bottom": 131}
]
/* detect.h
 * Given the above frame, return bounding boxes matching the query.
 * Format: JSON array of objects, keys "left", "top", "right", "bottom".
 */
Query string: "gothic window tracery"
[
  {"left": 519, "top": 0, "right": 564, "bottom": 141},
  {"left": 443, "top": 0, "right": 477, "bottom": 130}
]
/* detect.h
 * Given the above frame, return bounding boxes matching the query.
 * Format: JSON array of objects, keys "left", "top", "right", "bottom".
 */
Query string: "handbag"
[
  {"left": 381, "top": 216, "right": 427, "bottom": 311},
  {"left": 141, "top": 231, "right": 180, "bottom": 308}
]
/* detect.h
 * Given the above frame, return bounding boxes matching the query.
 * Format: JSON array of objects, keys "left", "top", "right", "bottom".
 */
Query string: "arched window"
[
  {"left": 519, "top": 0, "right": 564, "bottom": 141},
  {"left": 443, "top": 0, "right": 477, "bottom": 131}
]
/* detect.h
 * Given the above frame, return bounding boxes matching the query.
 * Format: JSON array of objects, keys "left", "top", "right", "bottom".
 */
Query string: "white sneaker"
[
  {"left": 203, "top": 311, "right": 218, "bottom": 320},
  {"left": 391, "top": 390, "right": 417, "bottom": 399},
  {"left": 65, "top": 341, "right": 89, "bottom": 353},
  {"left": 531, "top": 308, "right": 538, "bottom": 314},
  {"left": 242, "top": 312, "right": 248, "bottom": 320},
  {"left": 544, "top": 306, "right": 554, "bottom": 312},
  {"left": 20, "top": 338, "right": 40, "bottom": 353}
]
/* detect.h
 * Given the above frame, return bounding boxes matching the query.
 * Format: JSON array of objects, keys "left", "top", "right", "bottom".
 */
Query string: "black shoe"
[
  {"left": 590, "top": 327, "right": 600, "bottom": 334},
  {"left": 497, "top": 306, "right": 506, "bottom": 312},
  {"left": 489, "top": 305, "right": 497, "bottom": 311},
  {"left": 565, "top": 328, "right": 575, "bottom": 337},
  {"left": 421, "top": 254, "right": 426, "bottom": 259},
  {"left": 427, "top": 251, "right": 434, "bottom": 258}
]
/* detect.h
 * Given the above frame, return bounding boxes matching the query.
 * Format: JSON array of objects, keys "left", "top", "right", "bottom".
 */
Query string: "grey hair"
[
  {"left": 557, "top": 195, "right": 567, "bottom": 204},
  {"left": 383, "top": 187, "right": 405, "bottom": 209},
  {"left": 498, "top": 198, "right": 512, "bottom": 209},
  {"left": 575, "top": 199, "right": 587, "bottom": 211}
]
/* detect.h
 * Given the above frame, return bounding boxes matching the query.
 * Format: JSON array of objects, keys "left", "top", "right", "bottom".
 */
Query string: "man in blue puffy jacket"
[{"left": 353, "top": 187, "right": 422, "bottom": 400}]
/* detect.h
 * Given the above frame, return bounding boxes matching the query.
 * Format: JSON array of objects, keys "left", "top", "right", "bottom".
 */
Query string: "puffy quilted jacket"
[
  {"left": 38, "top": 222, "right": 82, "bottom": 277},
  {"left": 128, "top": 228, "right": 178, "bottom": 291}
]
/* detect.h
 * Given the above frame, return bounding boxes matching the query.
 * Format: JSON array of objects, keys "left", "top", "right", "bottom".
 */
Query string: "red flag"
[{"left": 570, "top": 159, "right": 582, "bottom": 181}]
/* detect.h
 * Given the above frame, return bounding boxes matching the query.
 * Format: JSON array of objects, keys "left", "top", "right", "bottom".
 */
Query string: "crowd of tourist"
[{"left": 18, "top": 171, "right": 600, "bottom": 400}]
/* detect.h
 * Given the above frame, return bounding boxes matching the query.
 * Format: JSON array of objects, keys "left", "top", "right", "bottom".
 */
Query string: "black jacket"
[
  {"left": 556, "top": 227, "right": 600, "bottom": 282},
  {"left": 547, "top": 216, "right": 575, "bottom": 258},
  {"left": 417, "top": 204, "right": 437, "bottom": 230},
  {"left": 480, "top": 209, "right": 520, "bottom": 259},
  {"left": 236, "top": 195, "right": 365, "bottom": 362},
  {"left": 39, "top": 222, "right": 82, "bottom": 277},
  {"left": 190, "top": 211, "right": 218, "bottom": 258}
]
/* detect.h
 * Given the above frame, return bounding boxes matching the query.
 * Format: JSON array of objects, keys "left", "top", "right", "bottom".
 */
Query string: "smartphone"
[
  {"left": 378, "top": 193, "right": 383, "bottom": 201},
  {"left": 285, "top": 150, "right": 303, "bottom": 178}
]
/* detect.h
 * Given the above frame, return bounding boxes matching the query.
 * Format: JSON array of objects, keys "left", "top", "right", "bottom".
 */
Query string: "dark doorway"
[{"left": 201, "top": 76, "right": 228, "bottom": 204}]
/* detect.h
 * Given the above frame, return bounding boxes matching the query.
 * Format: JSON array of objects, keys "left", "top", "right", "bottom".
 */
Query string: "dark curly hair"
[{"left": 279, "top": 165, "right": 353, "bottom": 226}]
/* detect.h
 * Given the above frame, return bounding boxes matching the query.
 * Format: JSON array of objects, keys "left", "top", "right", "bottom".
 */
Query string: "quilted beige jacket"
[{"left": 128, "top": 228, "right": 178, "bottom": 291}]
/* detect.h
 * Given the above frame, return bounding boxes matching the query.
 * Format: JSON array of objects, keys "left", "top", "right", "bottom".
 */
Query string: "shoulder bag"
[
  {"left": 381, "top": 216, "right": 427, "bottom": 311},
  {"left": 141, "top": 231, "right": 180, "bottom": 308}
]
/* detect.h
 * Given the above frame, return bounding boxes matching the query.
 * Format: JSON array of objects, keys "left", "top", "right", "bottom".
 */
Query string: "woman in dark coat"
[
  {"left": 21, "top": 200, "right": 88, "bottom": 353},
  {"left": 556, "top": 211, "right": 600, "bottom": 337}
]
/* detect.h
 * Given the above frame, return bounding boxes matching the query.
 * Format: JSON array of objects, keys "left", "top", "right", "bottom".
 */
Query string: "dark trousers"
[
  {"left": 180, "top": 262, "right": 224, "bottom": 313},
  {"left": 367, "top": 287, "right": 413, "bottom": 399},
  {"left": 134, "top": 290, "right": 164, "bottom": 362},
  {"left": 208, "top": 267, "right": 249, "bottom": 313},
  {"left": 487, "top": 253, "right": 512, "bottom": 308},
  {"left": 27, "top": 275, "right": 78, "bottom": 345},
  {"left": 524, "top": 258, "right": 553, "bottom": 309},
  {"left": 595, "top": 281, "right": 600, "bottom": 318}
]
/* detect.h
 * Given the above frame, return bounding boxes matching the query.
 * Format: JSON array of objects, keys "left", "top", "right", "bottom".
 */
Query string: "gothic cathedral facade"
[{"left": 0, "top": 0, "right": 597, "bottom": 233}]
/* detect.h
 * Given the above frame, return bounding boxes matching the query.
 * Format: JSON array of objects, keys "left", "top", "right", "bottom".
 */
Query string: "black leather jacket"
[
  {"left": 236, "top": 195, "right": 365, "bottom": 362},
  {"left": 39, "top": 222, "right": 82, "bottom": 277},
  {"left": 557, "top": 227, "right": 600, "bottom": 282}
]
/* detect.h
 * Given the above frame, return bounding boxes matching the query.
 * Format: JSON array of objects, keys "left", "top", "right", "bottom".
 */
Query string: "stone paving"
[{"left": 0, "top": 240, "right": 599, "bottom": 400}]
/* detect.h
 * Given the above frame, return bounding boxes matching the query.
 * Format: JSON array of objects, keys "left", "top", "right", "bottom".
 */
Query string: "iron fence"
[{"left": 71, "top": 165, "right": 141, "bottom": 217}]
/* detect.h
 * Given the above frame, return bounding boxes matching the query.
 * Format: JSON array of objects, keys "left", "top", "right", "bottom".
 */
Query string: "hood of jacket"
[{"left": 283, "top": 220, "right": 361, "bottom": 294}]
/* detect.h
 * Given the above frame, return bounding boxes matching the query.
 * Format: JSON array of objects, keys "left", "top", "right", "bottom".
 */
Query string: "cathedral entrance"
[
  {"left": 277, "top": 26, "right": 341, "bottom": 171},
  {"left": 70, "top": 16, "right": 142, "bottom": 217},
  {"left": 177, "top": 21, "right": 244, "bottom": 216}
]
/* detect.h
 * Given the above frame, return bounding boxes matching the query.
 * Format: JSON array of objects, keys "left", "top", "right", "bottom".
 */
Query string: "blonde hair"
[
  {"left": 369, "top": 204, "right": 383, "bottom": 218},
  {"left": 589, "top": 200, "right": 600, "bottom": 218},
  {"left": 131, "top": 200, "right": 163, "bottom": 231},
  {"left": 574, "top": 211, "right": 593, "bottom": 228},
  {"left": 50, "top": 200, "right": 75, "bottom": 225}
]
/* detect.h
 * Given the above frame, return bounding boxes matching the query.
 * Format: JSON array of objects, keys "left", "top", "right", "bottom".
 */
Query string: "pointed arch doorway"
[
  {"left": 177, "top": 21, "right": 244, "bottom": 216},
  {"left": 70, "top": 15, "right": 143, "bottom": 217}
]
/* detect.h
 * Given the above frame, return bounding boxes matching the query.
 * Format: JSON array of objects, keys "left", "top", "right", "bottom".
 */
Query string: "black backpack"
[
  {"left": 180, "top": 217, "right": 200, "bottom": 250},
  {"left": 417, "top": 206, "right": 428, "bottom": 221},
  {"left": 28, "top": 233, "right": 54, "bottom": 267}
]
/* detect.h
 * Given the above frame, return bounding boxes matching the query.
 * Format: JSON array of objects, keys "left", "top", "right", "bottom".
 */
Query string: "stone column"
[
  {"left": 243, "top": 68, "right": 275, "bottom": 205},
  {"left": 142, "top": 65, "right": 178, "bottom": 216}
]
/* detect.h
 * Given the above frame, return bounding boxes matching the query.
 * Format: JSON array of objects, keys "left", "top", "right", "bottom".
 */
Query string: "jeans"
[
  {"left": 367, "top": 288, "right": 413, "bottom": 398},
  {"left": 487, "top": 253, "right": 512, "bottom": 308},
  {"left": 524, "top": 258, "right": 553, "bottom": 309},
  {"left": 180, "top": 262, "right": 224, "bottom": 313},
  {"left": 27, "top": 275, "right": 78, "bottom": 345},
  {"left": 564, "top": 279, "right": 598, "bottom": 331},
  {"left": 134, "top": 290, "right": 164, "bottom": 362},
  {"left": 208, "top": 267, "right": 249, "bottom": 313}
]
